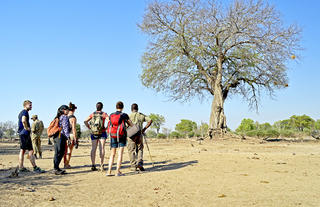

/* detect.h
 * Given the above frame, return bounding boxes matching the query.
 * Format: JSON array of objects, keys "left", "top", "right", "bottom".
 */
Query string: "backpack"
[
  {"left": 47, "top": 118, "right": 61, "bottom": 137},
  {"left": 90, "top": 112, "right": 104, "bottom": 135},
  {"left": 107, "top": 113, "right": 125, "bottom": 139}
]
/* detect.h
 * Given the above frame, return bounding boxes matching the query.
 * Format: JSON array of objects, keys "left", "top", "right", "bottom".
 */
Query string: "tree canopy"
[
  {"left": 175, "top": 119, "right": 197, "bottom": 137},
  {"left": 149, "top": 113, "right": 166, "bottom": 134},
  {"left": 139, "top": 0, "right": 301, "bottom": 132}
]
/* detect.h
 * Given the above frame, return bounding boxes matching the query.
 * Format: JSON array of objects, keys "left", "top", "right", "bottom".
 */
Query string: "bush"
[
  {"left": 245, "top": 129, "right": 279, "bottom": 138},
  {"left": 187, "top": 132, "right": 195, "bottom": 138},
  {"left": 157, "top": 133, "right": 167, "bottom": 139},
  {"left": 279, "top": 130, "right": 296, "bottom": 138},
  {"left": 264, "top": 129, "right": 280, "bottom": 138},
  {"left": 245, "top": 130, "right": 258, "bottom": 137},
  {"left": 236, "top": 118, "right": 256, "bottom": 132},
  {"left": 170, "top": 131, "right": 182, "bottom": 138},
  {"left": 146, "top": 130, "right": 157, "bottom": 138}
]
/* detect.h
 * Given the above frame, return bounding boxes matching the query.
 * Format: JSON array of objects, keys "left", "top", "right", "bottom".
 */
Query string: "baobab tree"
[{"left": 139, "top": 0, "right": 301, "bottom": 135}]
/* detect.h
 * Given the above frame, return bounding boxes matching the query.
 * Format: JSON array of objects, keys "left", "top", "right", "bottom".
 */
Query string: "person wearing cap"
[
  {"left": 31, "top": 115, "right": 44, "bottom": 159},
  {"left": 17, "top": 100, "right": 45, "bottom": 173},
  {"left": 53, "top": 105, "right": 71, "bottom": 175}
]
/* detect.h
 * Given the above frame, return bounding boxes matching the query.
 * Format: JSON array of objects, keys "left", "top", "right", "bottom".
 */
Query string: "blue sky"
[{"left": 0, "top": 0, "right": 319, "bottom": 131}]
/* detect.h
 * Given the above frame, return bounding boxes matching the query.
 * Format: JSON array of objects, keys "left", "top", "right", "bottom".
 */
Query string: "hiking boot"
[
  {"left": 54, "top": 169, "right": 66, "bottom": 175},
  {"left": 137, "top": 165, "right": 145, "bottom": 171},
  {"left": 91, "top": 165, "right": 98, "bottom": 171},
  {"left": 33, "top": 166, "right": 45, "bottom": 173},
  {"left": 19, "top": 167, "right": 29, "bottom": 172}
]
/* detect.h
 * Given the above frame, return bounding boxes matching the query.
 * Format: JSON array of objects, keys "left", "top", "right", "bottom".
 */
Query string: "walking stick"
[{"left": 143, "top": 133, "right": 154, "bottom": 168}]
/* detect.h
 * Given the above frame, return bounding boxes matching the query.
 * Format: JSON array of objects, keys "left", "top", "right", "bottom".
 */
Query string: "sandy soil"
[{"left": 0, "top": 137, "right": 320, "bottom": 207}]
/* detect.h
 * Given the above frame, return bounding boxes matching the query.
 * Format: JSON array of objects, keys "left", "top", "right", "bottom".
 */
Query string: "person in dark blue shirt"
[{"left": 18, "top": 100, "right": 44, "bottom": 173}]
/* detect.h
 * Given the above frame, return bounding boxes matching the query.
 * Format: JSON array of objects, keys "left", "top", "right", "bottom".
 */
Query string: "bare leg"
[
  {"left": 116, "top": 147, "right": 125, "bottom": 174},
  {"left": 107, "top": 148, "right": 116, "bottom": 175},
  {"left": 91, "top": 139, "right": 98, "bottom": 166},
  {"left": 99, "top": 139, "right": 106, "bottom": 169},
  {"left": 65, "top": 143, "right": 74, "bottom": 167},
  {"left": 19, "top": 149, "right": 26, "bottom": 168},
  {"left": 28, "top": 150, "right": 36, "bottom": 167}
]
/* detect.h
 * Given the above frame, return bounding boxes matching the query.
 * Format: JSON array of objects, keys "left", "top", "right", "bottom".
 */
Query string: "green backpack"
[{"left": 90, "top": 112, "right": 104, "bottom": 135}]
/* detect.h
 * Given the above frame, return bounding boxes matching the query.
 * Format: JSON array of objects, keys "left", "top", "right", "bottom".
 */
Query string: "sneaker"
[
  {"left": 137, "top": 165, "right": 145, "bottom": 171},
  {"left": 115, "top": 171, "right": 124, "bottom": 177},
  {"left": 91, "top": 165, "right": 98, "bottom": 171},
  {"left": 19, "top": 167, "right": 29, "bottom": 172},
  {"left": 33, "top": 166, "right": 45, "bottom": 173},
  {"left": 54, "top": 169, "right": 66, "bottom": 175},
  {"left": 64, "top": 164, "right": 71, "bottom": 169}
]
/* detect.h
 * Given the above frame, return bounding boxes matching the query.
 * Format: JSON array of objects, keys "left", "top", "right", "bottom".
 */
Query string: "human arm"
[
  {"left": 84, "top": 115, "right": 92, "bottom": 130},
  {"left": 22, "top": 116, "right": 30, "bottom": 131},
  {"left": 141, "top": 116, "right": 152, "bottom": 133},
  {"left": 142, "top": 119, "right": 153, "bottom": 134},
  {"left": 31, "top": 122, "right": 36, "bottom": 133},
  {"left": 70, "top": 117, "right": 77, "bottom": 140},
  {"left": 126, "top": 119, "right": 134, "bottom": 127}
]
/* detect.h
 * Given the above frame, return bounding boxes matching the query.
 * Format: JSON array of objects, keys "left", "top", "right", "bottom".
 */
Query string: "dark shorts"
[
  {"left": 91, "top": 132, "right": 108, "bottom": 140},
  {"left": 110, "top": 136, "right": 127, "bottom": 148},
  {"left": 19, "top": 132, "right": 33, "bottom": 150}
]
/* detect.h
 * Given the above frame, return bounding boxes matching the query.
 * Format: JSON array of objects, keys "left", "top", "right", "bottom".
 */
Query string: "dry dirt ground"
[{"left": 0, "top": 137, "right": 320, "bottom": 207}]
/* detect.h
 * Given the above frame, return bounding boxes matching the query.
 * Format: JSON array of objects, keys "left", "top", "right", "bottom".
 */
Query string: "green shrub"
[
  {"left": 157, "top": 133, "right": 167, "bottom": 139},
  {"left": 170, "top": 131, "right": 182, "bottom": 138},
  {"left": 146, "top": 130, "right": 157, "bottom": 138},
  {"left": 264, "top": 129, "right": 280, "bottom": 138},
  {"left": 187, "top": 132, "right": 195, "bottom": 138},
  {"left": 245, "top": 130, "right": 258, "bottom": 137},
  {"left": 279, "top": 130, "right": 296, "bottom": 138},
  {"left": 245, "top": 129, "right": 279, "bottom": 138}
]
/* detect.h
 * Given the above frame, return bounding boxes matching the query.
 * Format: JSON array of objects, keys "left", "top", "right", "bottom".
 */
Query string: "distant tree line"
[
  {"left": 0, "top": 121, "right": 17, "bottom": 140},
  {"left": 0, "top": 121, "right": 81, "bottom": 140},
  {"left": 236, "top": 115, "right": 320, "bottom": 138}
]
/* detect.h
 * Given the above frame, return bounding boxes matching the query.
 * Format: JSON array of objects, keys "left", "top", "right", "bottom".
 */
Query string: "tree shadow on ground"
[
  {"left": 124, "top": 160, "right": 198, "bottom": 176},
  {"left": 0, "top": 145, "right": 20, "bottom": 155},
  {"left": 0, "top": 168, "right": 70, "bottom": 191},
  {"left": 0, "top": 144, "right": 56, "bottom": 156}
]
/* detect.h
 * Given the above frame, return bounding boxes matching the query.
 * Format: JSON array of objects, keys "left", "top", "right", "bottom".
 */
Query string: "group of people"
[{"left": 17, "top": 100, "right": 153, "bottom": 176}]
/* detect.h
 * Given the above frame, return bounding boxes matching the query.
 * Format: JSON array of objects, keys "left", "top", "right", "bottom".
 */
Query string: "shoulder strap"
[{"left": 69, "top": 115, "right": 76, "bottom": 119}]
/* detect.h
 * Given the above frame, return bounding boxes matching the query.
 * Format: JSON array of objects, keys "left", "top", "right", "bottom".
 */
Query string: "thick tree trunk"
[
  {"left": 208, "top": 56, "right": 227, "bottom": 138},
  {"left": 208, "top": 90, "right": 227, "bottom": 138}
]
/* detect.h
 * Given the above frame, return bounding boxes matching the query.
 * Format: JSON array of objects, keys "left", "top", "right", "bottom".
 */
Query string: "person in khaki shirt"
[
  {"left": 31, "top": 115, "right": 44, "bottom": 159},
  {"left": 128, "top": 103, "right": 152, "bottom": 171}
]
